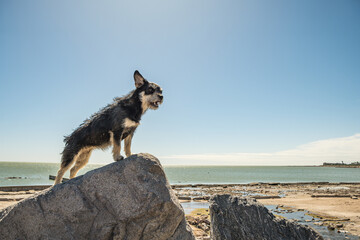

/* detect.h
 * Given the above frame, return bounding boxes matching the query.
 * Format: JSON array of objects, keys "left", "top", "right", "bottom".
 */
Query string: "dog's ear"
[{"left": 134, "top": 70, "right": 146, "bottom": 88}]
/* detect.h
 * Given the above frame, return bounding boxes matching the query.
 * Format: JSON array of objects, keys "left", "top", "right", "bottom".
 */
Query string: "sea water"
[{"left": 0, "top": 162, "right": 359, "bottom": 186}]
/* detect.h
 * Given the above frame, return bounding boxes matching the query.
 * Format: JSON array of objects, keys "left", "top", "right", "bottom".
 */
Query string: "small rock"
[
  {"left": 198, "top": 223, "right": 210, "bottom": 232},
  {"left": 203, "top": 219, "right": 210, "bottom": 225},
  {"left": 5, "top": 177, "right": 22, "bottom": 180},
  {"left": 178, "top": 196, "right": 192, "bottom": 200},
  {"left": 336, "top": 223, "right": 343, "bottom": 228},
  {"left": 268, "top": 182, "right": 280, "bottom": 186},
  {"left": 186, "top": 216, "right": 197, "bottom": 225},
  {"left": 327, "top": 225, "right": 335, "bottom": 230},
  {"left": 193, "top": 197, "right": 205, "bottom": 201},
  {"left": 249, "top": 182, "right": 260, "bottom": 186}
]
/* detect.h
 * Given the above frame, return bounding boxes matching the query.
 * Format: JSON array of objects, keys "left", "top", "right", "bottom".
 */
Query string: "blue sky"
[{"left": 1, "top": 0, "right": 359, "bottom": 165}]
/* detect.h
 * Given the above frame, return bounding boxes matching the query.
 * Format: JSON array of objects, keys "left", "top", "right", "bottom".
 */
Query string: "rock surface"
[
  {"left": 0, "top": 153, "right": 195, "bottom": 240},
  {"left": 210, "top": 194, "right": 323, "bottom": 240}
]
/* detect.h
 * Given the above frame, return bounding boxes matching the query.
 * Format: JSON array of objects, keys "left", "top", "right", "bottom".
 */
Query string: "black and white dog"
[{"left": 54, "top": 71, "right": 163, "bottom": 185}]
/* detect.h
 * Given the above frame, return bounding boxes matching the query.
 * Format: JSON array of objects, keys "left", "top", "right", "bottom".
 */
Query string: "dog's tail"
[
  {"left": 61, "top": 127, "right": 88, "bottom": 168},
  {"left": 61, "top": 144, "right": 81, "bottom": 168}
]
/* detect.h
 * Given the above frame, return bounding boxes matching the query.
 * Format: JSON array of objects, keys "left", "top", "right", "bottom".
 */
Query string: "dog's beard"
[
  {"left": 149, "top": 101, "right": 162, "bottom": 109},
  {"left": 140, "top": 92, "right": 163, "bottom": 112}
]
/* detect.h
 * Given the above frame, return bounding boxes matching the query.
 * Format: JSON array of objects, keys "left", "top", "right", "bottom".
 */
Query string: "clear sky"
[{"left": 1, "top": 0, "right": 359, "bottom": 165}]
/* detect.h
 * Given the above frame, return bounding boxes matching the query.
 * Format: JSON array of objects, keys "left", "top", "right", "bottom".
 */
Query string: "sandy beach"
[{"left": 1, "top": 182, "right": 359, "bottom": 239}]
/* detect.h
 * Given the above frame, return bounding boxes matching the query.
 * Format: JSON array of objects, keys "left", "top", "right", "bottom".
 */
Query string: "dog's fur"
[{"left": 54, "top": 70, "right": 163, "bottom": 185}]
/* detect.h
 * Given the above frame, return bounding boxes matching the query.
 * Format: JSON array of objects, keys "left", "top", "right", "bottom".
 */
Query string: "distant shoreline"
[
  {"left": 320, "top": 162, "right": 360, "bottom": 168},
  {"left": 320, "top": 165, "right": 360, "bottom": 168}
]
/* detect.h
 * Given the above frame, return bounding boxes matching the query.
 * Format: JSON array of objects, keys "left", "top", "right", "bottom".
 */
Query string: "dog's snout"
[{"left": 159, "top": 94, "right": 163, "bottom": 100}]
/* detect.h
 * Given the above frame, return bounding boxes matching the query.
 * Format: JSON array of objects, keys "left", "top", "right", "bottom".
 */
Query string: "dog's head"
[{"left": 134, "top": 70, "right": 163, "bottom": 112}]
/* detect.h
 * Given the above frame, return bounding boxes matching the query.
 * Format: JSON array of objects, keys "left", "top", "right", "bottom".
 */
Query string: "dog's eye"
[{"left": 148, "top": 88, "right": 154, "bottom": 94}]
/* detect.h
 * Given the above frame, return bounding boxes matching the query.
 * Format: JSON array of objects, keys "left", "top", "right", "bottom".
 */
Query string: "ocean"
[{"left": 0, "top": 162, "right": 359, "bottom": 186}]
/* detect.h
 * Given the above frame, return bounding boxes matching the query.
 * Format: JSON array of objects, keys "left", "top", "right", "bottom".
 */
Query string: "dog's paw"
[{"left": 114, "top": 155, "right": 124, "bottom": 162}]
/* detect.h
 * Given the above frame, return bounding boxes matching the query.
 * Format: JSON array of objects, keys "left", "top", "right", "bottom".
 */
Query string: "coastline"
[
  {"left": 1, "top": 182, "right": 359, "bottom": 239},
  {"left": 321, "top": 165, "right": 360, "bottom": 168}
]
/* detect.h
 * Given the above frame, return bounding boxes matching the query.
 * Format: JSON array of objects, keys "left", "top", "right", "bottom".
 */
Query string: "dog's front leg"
[
  {"left": 111, "top": 131, "right": 124, "bottom": 161},
  {"left": 124, "top": 133, "right": 133, "bottom": 158}
]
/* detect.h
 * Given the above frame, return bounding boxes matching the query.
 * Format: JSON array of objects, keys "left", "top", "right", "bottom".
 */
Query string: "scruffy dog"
[{"left": 54, "top": 71, "right": 163, "bottom": 185}]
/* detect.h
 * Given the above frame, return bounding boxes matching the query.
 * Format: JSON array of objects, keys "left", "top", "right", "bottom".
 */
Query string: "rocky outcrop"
[
  {"left": 0, "top": 153, "right": 195, "bottom": 240},
  {"left": 210, "top": 194, "right": 323, "bottom": 240}
]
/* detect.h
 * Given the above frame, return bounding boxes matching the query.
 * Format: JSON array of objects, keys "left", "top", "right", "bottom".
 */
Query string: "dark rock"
[
  {"left": 186, "top": 216, "right": 197, "bottom": 225},
  {"left": 178, "top": 196, "right": 192, "bottom": 200},
  {"left": 193, "top": 196, "right": 208, "bottom": 201},
  {"left": 336, "top": 223, "right": 343, "bottom": 228},
  {"left": 248, "top": 182, "right": 260, "bottom": 186},
  {"left": 268, "top": 182, "right": 280, "bottom": 186},
  {"left": 210, "top": 194, "right": 323, "bottom": 240},
  {"left": 327, "top": 225, "right": 335, "bottom": 230},
  {"left": 0, "top": 153, "right": 195, "bottom": 240}
]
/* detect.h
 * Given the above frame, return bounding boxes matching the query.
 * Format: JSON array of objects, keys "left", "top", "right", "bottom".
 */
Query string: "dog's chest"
[
  {"left": 121, "top": 118, "right": 140, "bottom": 139},
  {"left": 123, "top": 118, "right": 140, "bottom": 129}
]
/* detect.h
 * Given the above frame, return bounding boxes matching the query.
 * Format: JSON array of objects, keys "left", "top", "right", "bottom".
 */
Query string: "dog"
[{"left": 54, "top": 70, "right": 163, "bottom": 185}]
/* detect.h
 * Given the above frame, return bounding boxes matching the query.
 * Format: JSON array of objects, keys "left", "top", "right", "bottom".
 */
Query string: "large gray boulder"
[
  {"left": 210, "top": 194, "right": 323, "bottom": 240},
  {"left": 0, "top": 153, "right": 195, "bottom": 240}
]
